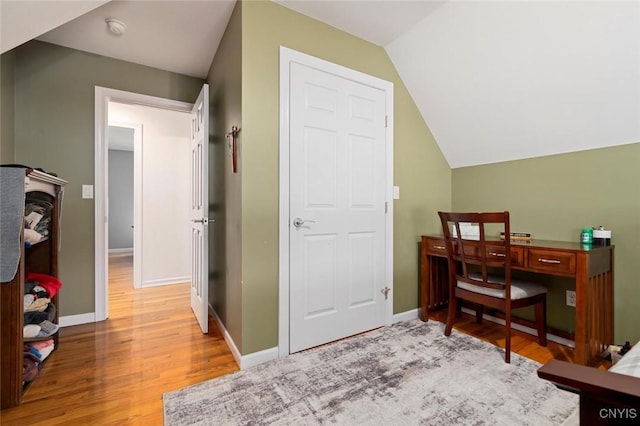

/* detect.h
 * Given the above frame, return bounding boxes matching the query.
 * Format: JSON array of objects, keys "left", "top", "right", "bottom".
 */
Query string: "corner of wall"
[{"left": 1, "top": 49, "right": 16, "bottom": 163}]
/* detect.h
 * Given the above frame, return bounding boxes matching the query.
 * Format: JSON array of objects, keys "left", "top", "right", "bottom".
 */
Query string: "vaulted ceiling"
[{"left": 2, "top": 0, "right": 639, "bottom": 168}]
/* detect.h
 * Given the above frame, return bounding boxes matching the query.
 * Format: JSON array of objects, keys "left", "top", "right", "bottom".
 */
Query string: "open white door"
[{"left": 190, "top": 84, "right": 209, "bottom": 333}]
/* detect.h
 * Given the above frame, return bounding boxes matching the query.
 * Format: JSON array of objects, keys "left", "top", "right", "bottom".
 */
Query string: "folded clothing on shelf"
[
  {"left": 25, "top": 272, "right": 62, "bottom": 298},
  {"left": 23, "top": 320, "right": 59, "bottom": 339},
  {"left": 37, "top": 320, "right": 59, "bottom": 338}
]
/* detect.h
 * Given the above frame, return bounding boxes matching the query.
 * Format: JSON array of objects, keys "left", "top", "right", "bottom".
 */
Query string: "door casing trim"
[
  {"left": 108, "top": 120, "right": 143, "bottom": 289},
  {"left": 94, "top": 86, "right": 192, "bottom": 321},
  {"left": 277, "top": 47, "right": 394, "bottom": 357}
]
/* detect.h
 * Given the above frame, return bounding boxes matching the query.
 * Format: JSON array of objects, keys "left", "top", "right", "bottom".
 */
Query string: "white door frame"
[
  {"left": 94, "top": 86, "right": 193, "bottom": 321},
  {"left": 277, "top": 47, "right": 394, "bottom": 357},
  {"left": 108, "top": 120, "right": 143, "bottom": 289}
]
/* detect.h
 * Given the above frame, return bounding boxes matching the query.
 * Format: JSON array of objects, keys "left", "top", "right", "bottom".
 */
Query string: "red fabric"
[{"left": 25, "top": 272, "right": 62, "bottom": 298}]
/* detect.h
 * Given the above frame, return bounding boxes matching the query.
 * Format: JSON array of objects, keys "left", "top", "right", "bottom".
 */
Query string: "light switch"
[
  {"left": 82, "top": 184, "right": 94, "bottom": 199},
  {"left": 393, "top": 186, "right": 400, "bottom": 200}
]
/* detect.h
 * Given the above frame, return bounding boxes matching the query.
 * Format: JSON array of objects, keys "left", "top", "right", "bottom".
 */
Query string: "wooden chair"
[{"left": 438, "top": 211, "right": 548, "bottom": 363}]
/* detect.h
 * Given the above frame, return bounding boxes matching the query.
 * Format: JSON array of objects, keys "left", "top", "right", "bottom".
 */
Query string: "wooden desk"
[{"left": 420, "top": 235, "right": 614, "bottom": 366}]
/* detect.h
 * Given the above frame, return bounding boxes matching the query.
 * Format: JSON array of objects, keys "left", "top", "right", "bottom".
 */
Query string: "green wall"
[
  {"left": 239, "top": 1, "right": 450, "bottom": 354},
  {"left": 452, "top": 143, "right": 640, "bottom": 343},
  {"left": 8, "top": 1, "right": 626, "bottom": 358},
  {"left": 206, "top": 2, "right": 243, "bottom": 351},
  {"left": 11, "top": 41, "right": 203, "bottom": 316},
  {"left": 1, "top": 49, "right": 16, "bottom": 163}
]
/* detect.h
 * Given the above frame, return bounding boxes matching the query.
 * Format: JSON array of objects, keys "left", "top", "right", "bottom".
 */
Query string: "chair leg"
[
  {"left": 505, "top": 311, "right": 511, "bottom": 363},
  {"left": 475, "top": 304, "right": 484, "bottom": 324},
  {"left": 535, "top": 296, "right": 548, "bottom": 346},
  {"left": 444, "top": 296, "right": 458, "bottom": 337}
]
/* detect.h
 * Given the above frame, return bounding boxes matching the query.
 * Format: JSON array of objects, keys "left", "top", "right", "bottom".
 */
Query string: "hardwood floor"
[
  {"left": 428, "top": 310, "right": 608, "bottom": 370},
  {"left": 0, "top": 254, "right": 239, "bottom": 425},
  {"left": 1, "top": 256, "right": 605, "bottom": 425}
]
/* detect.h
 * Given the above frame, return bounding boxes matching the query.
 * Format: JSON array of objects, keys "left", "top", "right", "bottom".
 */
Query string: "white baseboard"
[
  {"left": 59, "top": 312, "right": 96, "bottom": 327},
  {"left": 142, "top": 276, "right": 191, "bottom": 288},
  {"left": 216, "top": 309, "right": 420, "bottom": 370},
  {"left": 460, "top": 307, "right": 575, "bottom": 348},
  {"left": 393, "top": 308, "right": 419, "bottom": 323},
  {"left": 240, "top": 347, "right": 280, "bottom": 370},
  {"left": 108, "top": 248, "right": 133, "bottom": 255},
  {"left": 209, "top": 305, "right": 242, "bottom": 368},
  {"left": 209, "top": 306, "right": 281, "bottom": 370}
]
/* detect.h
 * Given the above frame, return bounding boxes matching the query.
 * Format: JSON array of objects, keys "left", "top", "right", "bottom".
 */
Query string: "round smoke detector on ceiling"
[{"left": 106, "top": 18, "right": 127, "bottom": 36}]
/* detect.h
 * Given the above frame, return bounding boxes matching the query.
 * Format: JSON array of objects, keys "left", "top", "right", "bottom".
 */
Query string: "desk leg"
[
  {"left": 420, "top": 236, "right": 429, "bottom": 321},
  {"left": 420, "top": 237, "right": 450, "bottom": 322},
  {"left": 575, "top": 249, "right": 614, "bottom": 366}
]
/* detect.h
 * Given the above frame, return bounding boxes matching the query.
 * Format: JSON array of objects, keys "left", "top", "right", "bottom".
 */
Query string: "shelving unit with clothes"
[{"left": 0, "top": 167, "right": 67, "bottom": 409}]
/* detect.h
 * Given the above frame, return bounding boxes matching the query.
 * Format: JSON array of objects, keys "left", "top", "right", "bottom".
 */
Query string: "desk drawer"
[
  {"left": 423, "top": 237, "right": 524, "bottom": 267},
  {"left": 424, "top": 237, "right": 448, "bottom": 257},
  {"left": 528, "top": 249, "right": 576, "bottom": 275}
]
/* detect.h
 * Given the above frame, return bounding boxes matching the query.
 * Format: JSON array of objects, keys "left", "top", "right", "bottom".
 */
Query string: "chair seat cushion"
[{"left": 458, "top": 273, "right": 547, "bottom": 300}]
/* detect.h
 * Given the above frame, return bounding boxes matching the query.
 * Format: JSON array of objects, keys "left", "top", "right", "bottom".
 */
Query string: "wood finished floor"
[
  {"left": 0, "top": 254, "right": 239, "bottom": 425},
  {"left": 2, "top": 255, "right": 604, "bottom": 425}
]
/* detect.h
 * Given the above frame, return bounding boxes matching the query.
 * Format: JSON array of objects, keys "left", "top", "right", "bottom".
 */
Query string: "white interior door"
[
  {"left": 190, "top": 84, "right": 209, "bottom": 333},
  {"left": 289, "top": 62, "right": 389, "bottom": 352}
]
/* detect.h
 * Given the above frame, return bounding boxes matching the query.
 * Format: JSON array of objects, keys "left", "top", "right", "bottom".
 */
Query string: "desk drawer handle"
[
  {"left": 537, "top": 258, "right": 561, "bottom": 264},
  {"left": 489, "top": 252, "right": 506, "bottom": 257},
  {"left": 433, "top": 245, "right": 446, "bottom": 250}
]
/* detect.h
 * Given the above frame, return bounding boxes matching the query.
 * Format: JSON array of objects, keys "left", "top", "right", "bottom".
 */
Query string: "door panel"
[
  {"left": 190, "top": 84, "right": 209, "bottom": 334},
  {"left": 304, "top": 234, "right": 338, "bottom": 317},
  {"left": 289, "top": 62, "right": 387, "bottom": 352}
]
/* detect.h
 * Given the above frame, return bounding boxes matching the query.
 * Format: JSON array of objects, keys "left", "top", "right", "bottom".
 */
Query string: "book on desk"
[{"left": 499, "top": 232, "right": 532, "bottom": 241}]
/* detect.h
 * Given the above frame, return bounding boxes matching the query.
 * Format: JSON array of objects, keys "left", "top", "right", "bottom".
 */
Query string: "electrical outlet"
[{"left": 566, "top": 290, "right": 576, "bottom": 307}]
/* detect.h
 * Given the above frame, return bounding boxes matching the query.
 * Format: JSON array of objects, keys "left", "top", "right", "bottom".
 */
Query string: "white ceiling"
[
  {"left": 2, "top": 0, "right": 639, "bottom": 168},
  {"left": 273, "top": 0, "right": 446, "bottom": 46},
  {"left": 33, "top": 0, "right": 236, "bottom": 78},
  {"left": 0, "top": 0, "right": 111, "bottom": 54}
]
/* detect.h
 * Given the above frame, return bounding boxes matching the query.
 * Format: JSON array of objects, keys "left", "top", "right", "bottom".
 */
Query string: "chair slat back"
[{"left": 438, "top": 211, "right": 512, "bottom": 295}]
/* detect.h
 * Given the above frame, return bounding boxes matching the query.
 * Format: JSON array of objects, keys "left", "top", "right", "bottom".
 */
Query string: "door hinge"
[
  {"left": 385, "top": 202, "right": 388, "bottom": 213},
  {"left": 385, "top": 115, "right": 388, "bottom": 128}
]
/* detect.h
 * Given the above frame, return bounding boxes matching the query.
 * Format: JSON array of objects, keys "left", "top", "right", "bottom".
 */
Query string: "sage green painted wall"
[
  {"left": 1, "top": 50, "right": 16, "bottom": 163},
  {"left": 452, "top": 143, "right": 640, "bottom": 344},
  {"left": 206, "top": 2, "right": 243, "bottom": 351},
  {"left": 13, "top": 41, "right": 204, "bottom": 316},
  {"left": 240, "top": 0, "right": 450, "bottom": 354}
]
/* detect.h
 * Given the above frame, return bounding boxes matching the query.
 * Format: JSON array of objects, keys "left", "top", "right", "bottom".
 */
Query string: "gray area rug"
[{"left": 163, "top": 319, "right": 578, "bottom": 425}]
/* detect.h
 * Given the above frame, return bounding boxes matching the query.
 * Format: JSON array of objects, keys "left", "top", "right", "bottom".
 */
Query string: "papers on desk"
[{"left": 451, "top": 223, "right": 479, "bottom": 238}]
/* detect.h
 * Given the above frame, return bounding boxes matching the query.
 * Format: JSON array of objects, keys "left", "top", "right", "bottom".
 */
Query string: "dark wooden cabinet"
[{"left": 1, "top": 169, "right": 66, "bottom": 409}]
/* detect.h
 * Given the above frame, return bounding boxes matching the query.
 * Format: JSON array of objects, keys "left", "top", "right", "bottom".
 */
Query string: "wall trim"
[
  {"left": 241, "top": 347, "right": 280, "bottom": 370},
  {"left": 59, "top": 312, "right": 95, "bottom": 327},
  {"left": 460, "top": 307, "right": 575, "bottom": 348},
  {"left": 210, "top": 305, "right": 241, "bottom": 368},
  {"left": 108, "top": 248, "right": 133, "bottom": 255},
  {"left": 210, "top": 306, "right": 280, "bottom": 370},
  {"left": 393, "top": 309, "right": 420, "bottom": 323},
  {"left": 94, "top": 86, "right": 192, "bottom": 322},
  {"left": 141, "top": 276, "right": 191, "bottom": 288},
  {"left": 232, "top": 309, "right": 417, "bottom": 369}
]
